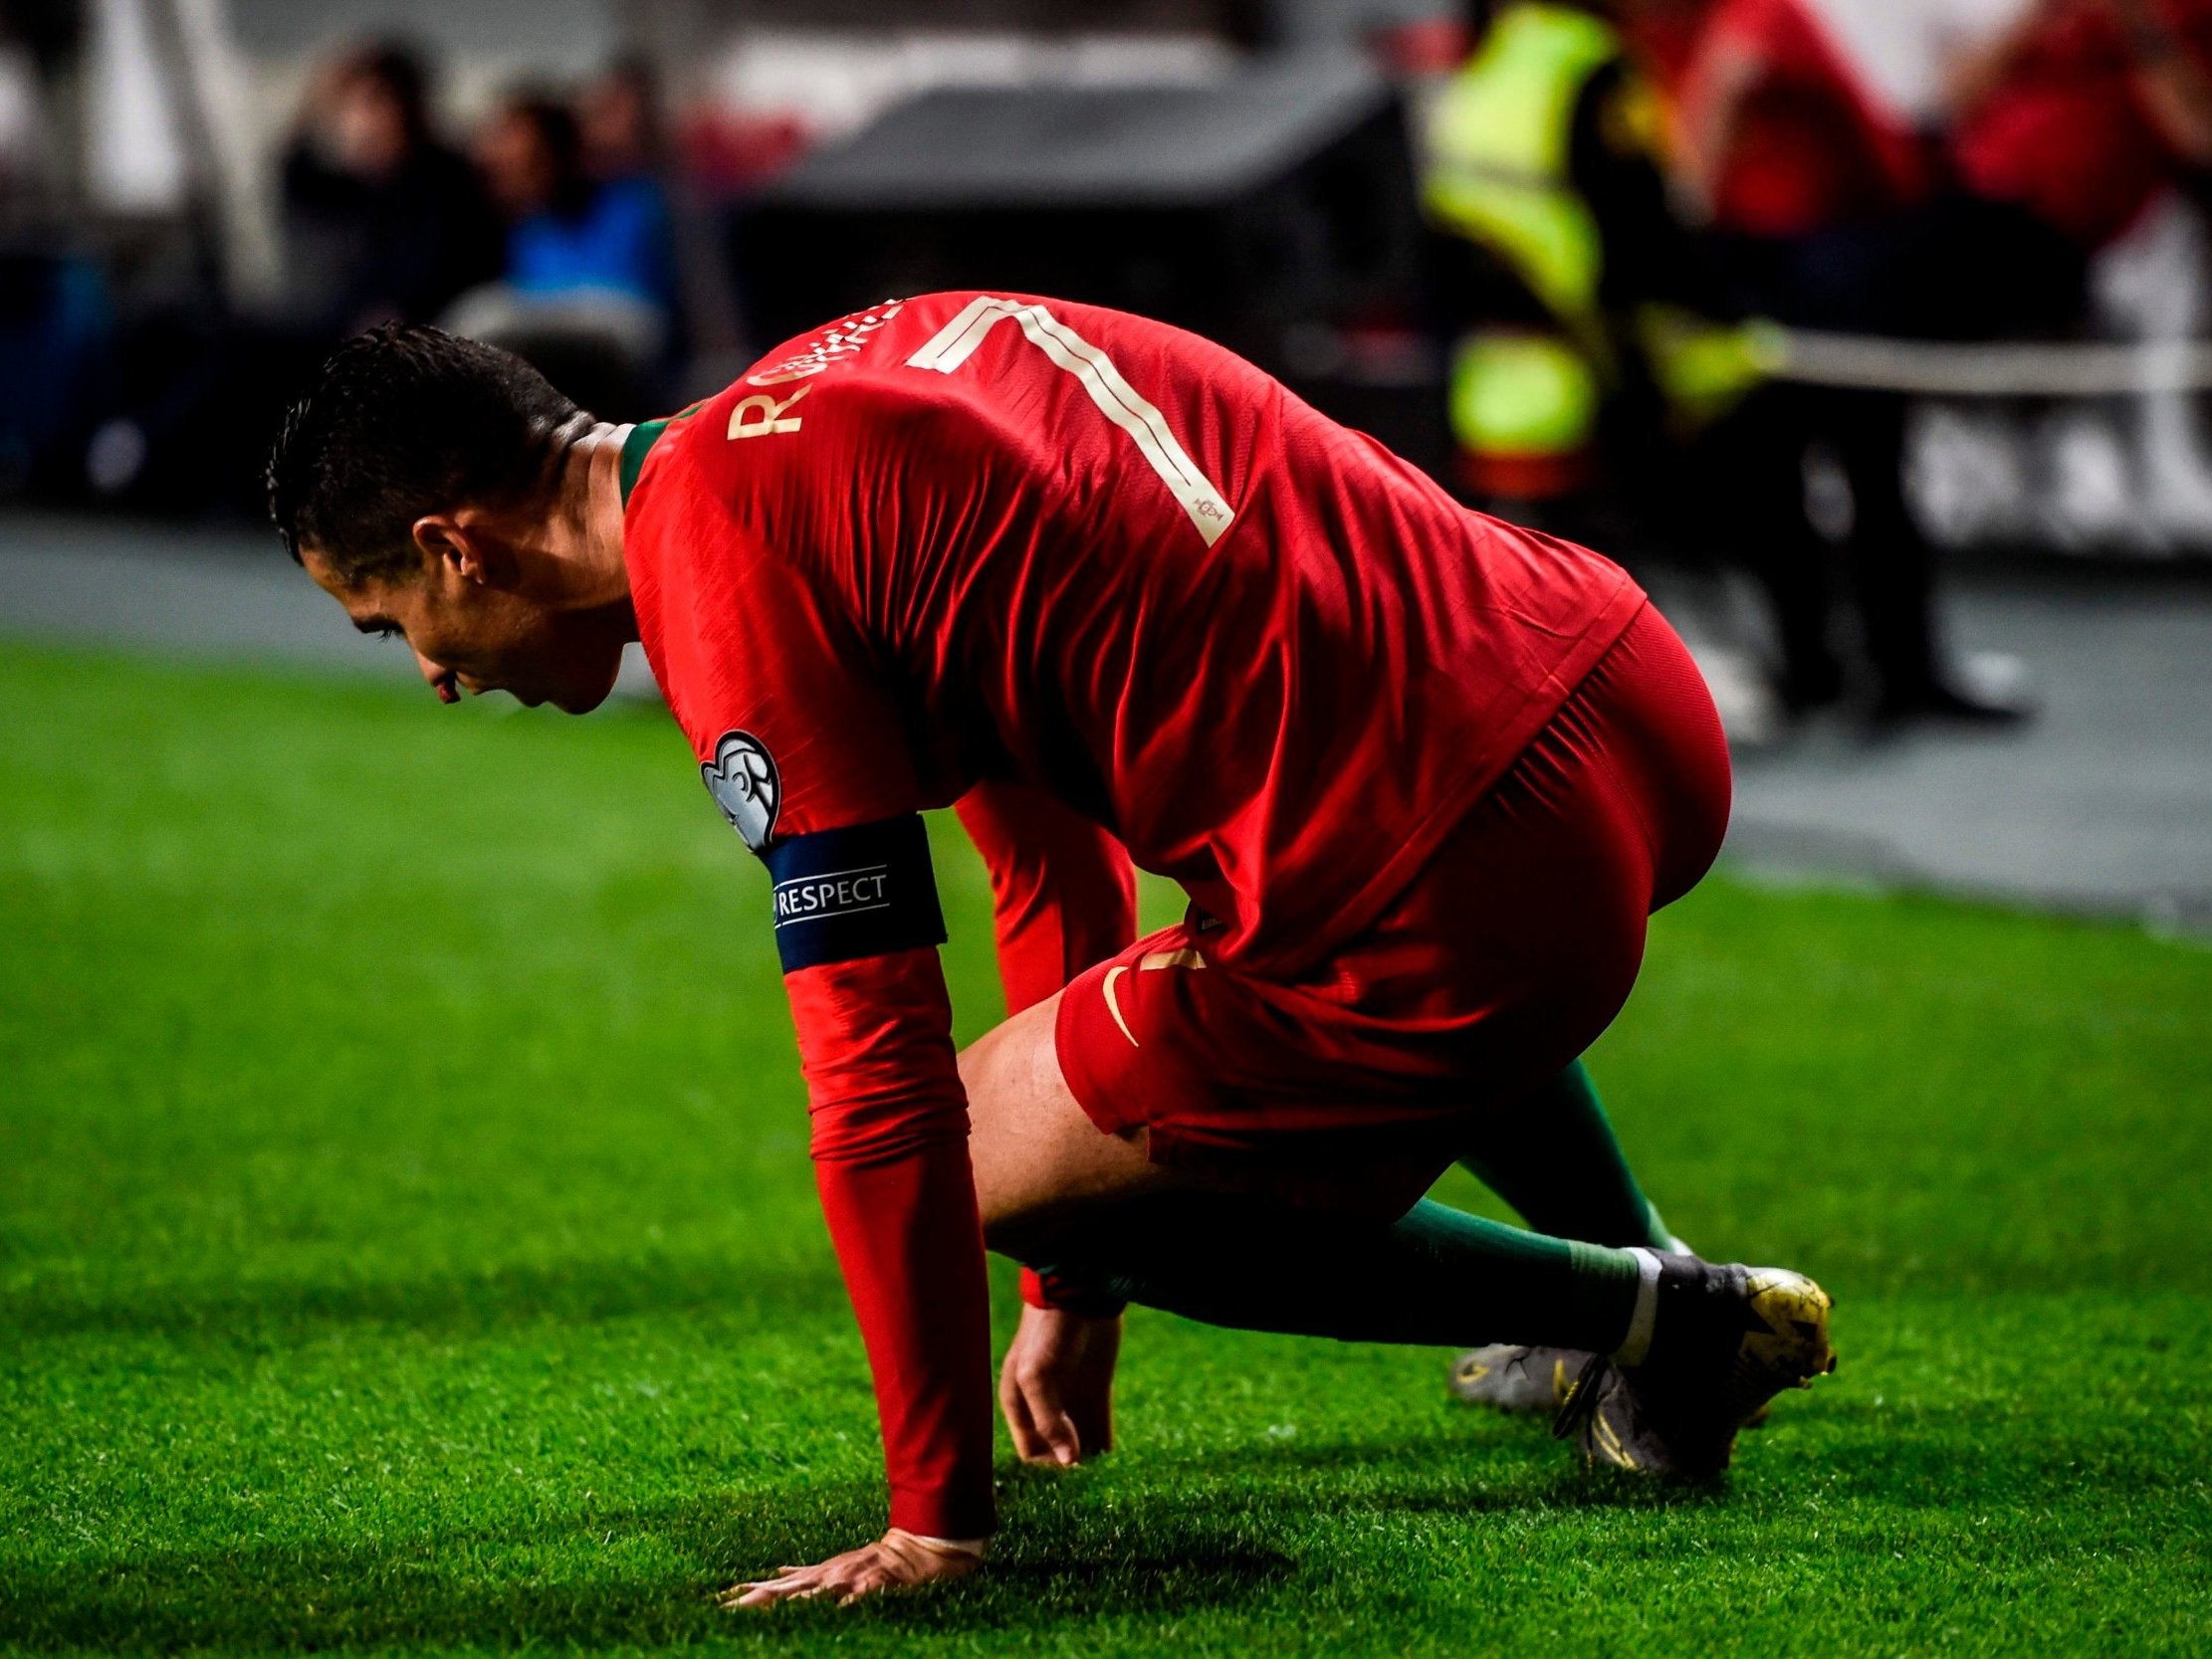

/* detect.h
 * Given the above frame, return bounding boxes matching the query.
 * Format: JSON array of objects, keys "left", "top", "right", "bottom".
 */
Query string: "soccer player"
[{"left": 266, "top": 294, "right": 1835, "bottom": 1607}]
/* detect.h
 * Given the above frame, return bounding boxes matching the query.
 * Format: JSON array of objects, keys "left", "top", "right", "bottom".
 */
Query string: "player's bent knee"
[{"left": 958, "top": 992, "right": 1166, "bottom": 1252}]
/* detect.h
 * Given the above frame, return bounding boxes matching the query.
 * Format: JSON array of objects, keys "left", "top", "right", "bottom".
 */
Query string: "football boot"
[
  {"left": 1449, "top": 1229, "right": 1697, "bottom": 1421},
  {"left": 1555, "top": 1259, "right": 1835, "bottom": 1478},
  {"left": 1449, "top": 1344, "right": 1585, "bottom": 1414},
  {"left": 1456, "top": 1342, "right": 1777, "bottom": 1429}
]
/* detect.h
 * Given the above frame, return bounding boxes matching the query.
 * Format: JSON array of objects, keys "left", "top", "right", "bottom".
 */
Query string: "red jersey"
[{"left": 620, "top": 293, "right": 1645, "bottom": 1538}]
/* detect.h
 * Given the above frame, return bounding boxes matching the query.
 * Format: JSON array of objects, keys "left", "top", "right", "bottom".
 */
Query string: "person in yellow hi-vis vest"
[
  {"left": 1419, "top": 1, "right": 2032, "bottom": 728},
  {"left": 1419, "top": 0, "right": 1760, "bottom": 512}
]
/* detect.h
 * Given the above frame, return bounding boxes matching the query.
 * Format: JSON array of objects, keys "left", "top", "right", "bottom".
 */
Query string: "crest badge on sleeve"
[{"left": 701, "top": 729, "right": 779, "bottom": 851}]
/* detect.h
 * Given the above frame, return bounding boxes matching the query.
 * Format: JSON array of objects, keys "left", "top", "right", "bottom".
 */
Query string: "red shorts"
[{"left": 1054, "top": 601, "right": 1730, "bottom": 1218}]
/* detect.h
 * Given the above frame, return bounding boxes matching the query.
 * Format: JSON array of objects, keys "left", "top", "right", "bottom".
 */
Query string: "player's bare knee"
[{"left": 959, "top": 989, "right": 1169, "bottom": 1255}]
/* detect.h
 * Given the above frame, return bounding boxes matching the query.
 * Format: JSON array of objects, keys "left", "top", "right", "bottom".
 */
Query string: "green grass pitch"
[{"left": 3, "top": 639, "right": 2209, "bottom": 1656}]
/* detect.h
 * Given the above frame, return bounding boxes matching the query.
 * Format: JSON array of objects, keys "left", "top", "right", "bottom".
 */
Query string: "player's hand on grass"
[
  {"left": 998, "top": 1302, "right": 1122, "bottom": 1465},
  {"left": 720, "top": 1529, "right": 984, "bottom": 1608}
]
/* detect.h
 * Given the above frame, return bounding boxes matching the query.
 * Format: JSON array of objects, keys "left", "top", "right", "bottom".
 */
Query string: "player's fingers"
[
  {"left": 1012, "top": 1412, "right": 1055, "bottom": 1462},
  {"left": 999, "top": 1363, "right": 1052, "bottom": 1461},
  {"left": 723, "top": 1564, "right": 824, "bottom": 1607},
  {"left": 1007, "top": 1405, "right": 1051, "bottom": 1463},
  {"left": 1039, "top": 1404, "right": 1082, "bottom": 1467},
  {"left": 1010, "top": 1376, "right": 1068, "bottom": 1463},
  {"left": 731, "top": 1587, "right": 804, "bottom": 1610},
  {"left": 731, "top": 1577, "right": 829, "bottom": 1609},
  {"left": 1019, "top": 1368, "right": 1081, "bottom": 1466}
]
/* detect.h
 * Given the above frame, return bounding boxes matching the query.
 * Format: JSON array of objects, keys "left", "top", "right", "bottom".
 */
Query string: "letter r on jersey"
[{"left": 728, "top": 385, "right": 809, "bottom": 439}]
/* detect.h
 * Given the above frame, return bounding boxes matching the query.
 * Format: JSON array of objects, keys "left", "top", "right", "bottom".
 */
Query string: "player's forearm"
[
  {"left": 814, "top": 1141, "right": 997, "bottom": 1539},
  {"left": 786, "top": 950, "right": 997, "bottom": 1539}
]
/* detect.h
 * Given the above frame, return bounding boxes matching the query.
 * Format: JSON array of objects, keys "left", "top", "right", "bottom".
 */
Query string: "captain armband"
[{"left": 761, "top": 814, "right": 949, "bottom": 973}]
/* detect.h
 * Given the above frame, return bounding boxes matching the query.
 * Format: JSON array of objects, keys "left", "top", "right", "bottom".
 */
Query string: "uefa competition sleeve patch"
[
  {"left": 701, "top": 730, "right": 779, "bottom": 851},
  {"left": 762, "top": 816, "right": 948, "bottom": 973}
]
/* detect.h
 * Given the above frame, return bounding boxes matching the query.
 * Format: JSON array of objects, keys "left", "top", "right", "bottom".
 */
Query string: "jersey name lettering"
[
  {"left": 748, "top": 302, "right": 906, "bottom": 386},
  {"left": 904, "top": 297, "right": 1237, "bottom": 546},
  {"left": 729, "top": 384, "right": 809, "bottom": 439}
]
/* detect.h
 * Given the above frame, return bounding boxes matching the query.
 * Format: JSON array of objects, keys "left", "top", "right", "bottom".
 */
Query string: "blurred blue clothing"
[
  {"left": 507, "top": 176, "right": 676, "bottom": 313},
  {"left": 0, "top": 254, "right": 115, "bottom": 481}
]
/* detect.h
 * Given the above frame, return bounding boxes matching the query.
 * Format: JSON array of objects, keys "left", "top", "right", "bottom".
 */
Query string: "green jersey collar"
[{"left": 618, "top": 417, "right": 672, "bottom": 509}]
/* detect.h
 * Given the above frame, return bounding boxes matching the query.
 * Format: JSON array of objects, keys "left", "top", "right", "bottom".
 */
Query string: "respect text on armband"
[
  {"left": 759, "top": 815, "right": 947, "bottom": 973},
  {"left": 774, "top": 866, "right": 891, "bottom": 926}
]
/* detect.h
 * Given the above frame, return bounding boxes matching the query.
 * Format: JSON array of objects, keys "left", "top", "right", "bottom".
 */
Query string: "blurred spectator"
[
  {"left": 580, "top": 56, "right": 665, "bottom": 184},
  {"left": 1669, "top": 0, "right": 1929, "bottom": 242},
  {"left": 445, "top": 87, "right": 679, "bottom": 418},
  {"left": 1634, "top": 0, "right": 2072, "bottom": 722},
  {"left": 1419, "top": 0, "right": 1876, "bottom": 726},
  {"left": 0, "top": 34, "right": 44, "bottom": 193},
  {"left": 1420, "top": 0, "right": 1734, "bottom": 505},
  {"left": 578, "top": 58, "right": 685, "bottom": 327},
  {"left": 1648, "top": 0, "right": 1959, "bottom": 720},
  {"left": 1667, "top": 0, "right": 2208, "bottom": 723},
  {"left": 1680, "top": 0, "right": 2212, "bottom": 338},
  {"left": 71, "top": 41, "right": 495, "bottom": 515},
  {"left": 1950, "top": 0, "right": 2212, "bottom": 267},
  {"left": 584, "top": 55, "right": 756, "bottom": 384},
  {"left": 0, "top": 3, "right": 97, "bottom": 498},
  {"left": 1419, "top": 0, "right": 2038, "bottom": 726},
  {"left": 280, "top": 43, "right": 501, "bottom": 334},
  {"left": 475, "top": 91, "right": 675, "bottom": 317}
]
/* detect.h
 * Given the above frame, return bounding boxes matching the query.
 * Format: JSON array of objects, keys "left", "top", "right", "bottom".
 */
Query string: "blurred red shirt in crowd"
[
  {"left": 1663, "top": 0, "right": 1928, "bottom": 237},
  {"left": 1950, "top": 0, "right": 2212, "bottom": 247}
]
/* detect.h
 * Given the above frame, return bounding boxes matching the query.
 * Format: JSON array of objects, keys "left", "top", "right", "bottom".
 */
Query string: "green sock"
[
  {"left": 1044, "top": 1192, "right": 1643, "bottom": 1355},
  {"left": 1458, "top": 1060, "right": 1678, "bottom": 1251}
]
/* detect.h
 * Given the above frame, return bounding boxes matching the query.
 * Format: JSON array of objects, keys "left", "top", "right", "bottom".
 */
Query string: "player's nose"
[{"left": 413, "top": 648, "right": 461, "bottom": 705}]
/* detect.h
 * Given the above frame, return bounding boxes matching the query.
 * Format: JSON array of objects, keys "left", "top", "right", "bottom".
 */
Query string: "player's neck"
[{"left": 536, "top": 421, "right": 638, "bottom": 632}]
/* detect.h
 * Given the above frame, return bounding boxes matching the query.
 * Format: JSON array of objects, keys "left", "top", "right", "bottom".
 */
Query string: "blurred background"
[{"left": 2, "top": 0, "right": 2208, "bottom": 929}]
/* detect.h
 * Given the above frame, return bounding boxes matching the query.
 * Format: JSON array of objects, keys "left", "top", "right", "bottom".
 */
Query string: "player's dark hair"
[{"left": 266, "top": 325, "right": 584, "bottom": 585}]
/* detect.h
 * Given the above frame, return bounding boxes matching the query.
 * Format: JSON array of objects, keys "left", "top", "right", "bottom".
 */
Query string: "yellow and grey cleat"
[
  {"left": 1449, "top": 1345, "right": 1590, "bottom": 1415},
  {"left": 1557, "top": 1261, "right": 1835, "bottom": 1479}
]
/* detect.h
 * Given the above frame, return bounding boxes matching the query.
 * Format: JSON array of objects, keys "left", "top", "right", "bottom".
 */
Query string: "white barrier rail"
[{"left": 1767, "top": 330, "right": 2212, "bottom": 397}]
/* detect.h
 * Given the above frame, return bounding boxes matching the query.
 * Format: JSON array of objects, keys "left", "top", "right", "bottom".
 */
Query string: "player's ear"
[{"left": 409, "top": 514, "right": 512, "bottom": 589}]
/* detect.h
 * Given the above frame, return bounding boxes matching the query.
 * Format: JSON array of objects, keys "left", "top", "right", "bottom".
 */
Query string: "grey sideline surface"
[
  {"left": 4, "top": 511, "right": 2209, "bottom": 933},
  {"left": 0, "top": 512, "right": 659, "bottom": 698},
  {"left": 1722, "top": 566, "right": 2212, "bottom": 936}
]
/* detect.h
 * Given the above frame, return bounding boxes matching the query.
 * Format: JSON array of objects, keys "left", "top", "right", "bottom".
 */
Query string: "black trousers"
[{"left": 1689, "top": 197, "right": 2090, "bottom": 705}]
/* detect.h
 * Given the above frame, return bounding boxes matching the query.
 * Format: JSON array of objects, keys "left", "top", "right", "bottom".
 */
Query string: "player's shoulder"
[
  {"left": 731, "top": 291, "right": 1206, "bottom": 404},
  {"left": 631, "top": 290, "right": 1243, "bottom": 505},
  {"left": 678, "top": 296, "right": 1009, "bottom": 448},
  {"left": 655, "top": 295, "right": 1067, "bottom": 481},
  {"left": 736, "top": 297, "right": 934, "bottom": 396}
]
